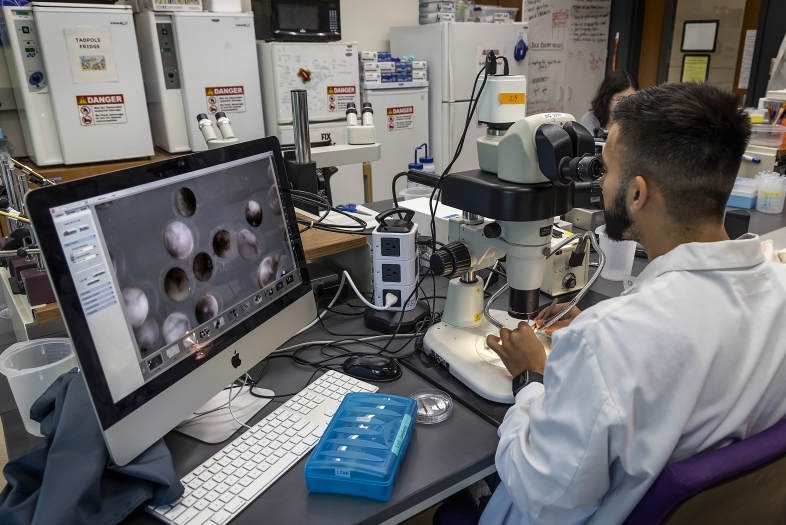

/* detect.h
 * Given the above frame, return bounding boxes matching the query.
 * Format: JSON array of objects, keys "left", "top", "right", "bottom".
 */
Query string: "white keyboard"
[{"left": 148, "top": 370, "right": 378, "bottom": 525}]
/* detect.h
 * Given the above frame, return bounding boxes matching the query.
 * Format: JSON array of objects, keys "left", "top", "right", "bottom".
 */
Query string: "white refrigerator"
[
  {"left": 31, "top": 3, "right": 153, "bottom": 165},
  {"left": 361, "top": 81, "right": 429, "bottom": 201},
  {"left": 136, "top": 11, "right": 265, "bottom": 153},
  {"left": 257, "top": 41, "right": 364, "bottom": 205},
  {"left": 391, "top": 23, "right": 528, "bottom": 174}
]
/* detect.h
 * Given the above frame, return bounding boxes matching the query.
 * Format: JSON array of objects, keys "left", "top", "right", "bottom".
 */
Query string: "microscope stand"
[{"left": 424, "top": 309, "right": 552, "bottom": 404}]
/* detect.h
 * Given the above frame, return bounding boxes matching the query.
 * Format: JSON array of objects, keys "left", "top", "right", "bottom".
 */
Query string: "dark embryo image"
[{"left": 97, "top": 158, "right": 295, "bottom": 359}]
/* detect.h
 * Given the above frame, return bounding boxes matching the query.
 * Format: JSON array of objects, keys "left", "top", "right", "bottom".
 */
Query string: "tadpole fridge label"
[
  {"left": 205, "top": 86, "right": 246, "bottom": 114},
  {"left": 76, "top": 94, "right": 127, "bottom": 126},
  {"left": 65, "top": 27, "right": 118, "bottom": 84},
  {"left": 386, "top": 106, "right": 414, "bottom": 131},
  {"left": 327, "top": 86, "right": 356, "bottom": 112}
]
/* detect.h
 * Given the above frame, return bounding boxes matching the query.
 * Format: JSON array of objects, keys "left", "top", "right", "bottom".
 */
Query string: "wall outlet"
[
  {"left": 381, "top": 263, "right": 401, "bottom": 283},
  {"left": 380, "top": 237, "right": 400, "bottom": 257}
]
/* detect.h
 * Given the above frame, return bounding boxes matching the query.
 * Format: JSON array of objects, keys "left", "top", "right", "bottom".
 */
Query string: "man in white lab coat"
[{"left": 479, "top": 82, "right": 786, "bottom": 525}]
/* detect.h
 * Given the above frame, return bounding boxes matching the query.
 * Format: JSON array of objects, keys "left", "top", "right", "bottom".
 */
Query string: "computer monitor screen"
[{"left": 27, "top": 138, "right": 316, "bottom": 465}]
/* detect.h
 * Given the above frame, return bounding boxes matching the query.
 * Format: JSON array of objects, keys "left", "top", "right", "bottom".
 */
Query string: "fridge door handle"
[
  {"left": 568, "top": 85, "right": 572, "bottom": 100},
  {"left": 558, "top": 86, "right": 564, "bottom": 102}
]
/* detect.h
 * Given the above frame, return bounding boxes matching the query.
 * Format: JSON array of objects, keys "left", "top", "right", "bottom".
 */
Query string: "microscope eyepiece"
[
  {"left": 575, "top": 155, "right": 603, "bottom": 182},
  {"left": 558, "top": 154, "right": 603, "bottom": 184}
]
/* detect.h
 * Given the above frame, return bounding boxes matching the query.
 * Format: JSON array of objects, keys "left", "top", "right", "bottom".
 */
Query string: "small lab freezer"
[{"left": 361, "top": 81, "right": 429, "bottom": 201}]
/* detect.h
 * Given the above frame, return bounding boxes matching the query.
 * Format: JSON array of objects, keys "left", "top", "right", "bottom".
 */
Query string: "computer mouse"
[{"left": 341, "top": 355, "right": 402, "bottom": 381}]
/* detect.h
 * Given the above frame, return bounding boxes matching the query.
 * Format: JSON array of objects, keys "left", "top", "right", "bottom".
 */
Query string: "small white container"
[
  {"left": 419, "top": 12, "right": 455, "bottom": 24},
  {"left": 399, "top": 187, "right": 434, "bottom": 200},
  {"left": 755, "top": 172, "right": 786, "bottom": 214},
  {"left": 473, "top": 5, "right": 518, "bottom": 23},
  {"left": 202, "top": 0, "right": 241, "bottom": 12},
  {"left": 595, "top": 225, "right": 636, "bottom": 281},
  {"left": 0, "top": 338, "right": 77, "bottom": 436},
  {"left": 420, "top": 2, "right": 455, "bottom": 13}
]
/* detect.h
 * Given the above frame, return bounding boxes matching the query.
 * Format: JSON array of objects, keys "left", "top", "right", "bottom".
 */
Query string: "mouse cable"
[{"left": 246, "top": 335, "right": 422, "bottom": 392}]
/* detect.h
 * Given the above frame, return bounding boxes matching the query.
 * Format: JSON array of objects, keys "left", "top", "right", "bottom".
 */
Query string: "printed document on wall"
[{"left": 64, "top": 27, "right": 119, "bottom": 83}]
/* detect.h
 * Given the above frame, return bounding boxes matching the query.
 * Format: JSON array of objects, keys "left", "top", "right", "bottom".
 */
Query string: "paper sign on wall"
[{"left": 64, "top": 27, "right": 118, "bottom": 84}]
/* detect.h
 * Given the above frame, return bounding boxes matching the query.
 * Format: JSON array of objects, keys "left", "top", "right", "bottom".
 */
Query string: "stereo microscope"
[{"left": 423, "top": 70, "right": 605, "bottom": 403}]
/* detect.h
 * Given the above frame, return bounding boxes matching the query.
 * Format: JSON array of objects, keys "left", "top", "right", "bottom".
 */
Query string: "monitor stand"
[{"left": 175, "top": 384, "right": 273, "bottom": 444}]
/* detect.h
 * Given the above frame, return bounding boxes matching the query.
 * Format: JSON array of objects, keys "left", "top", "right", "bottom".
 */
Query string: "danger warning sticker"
[
  {"left": 327, "top": 85, "right": 356, "bottom": 112},
  {"left": 76, "top": 94, "right": 127, "bottom": 126},
  {"left": 386, "top": 106, "right": 414, "bottom": 131},
  {"left": 206, "top": 86, "right": 246, "bottom": 114}
]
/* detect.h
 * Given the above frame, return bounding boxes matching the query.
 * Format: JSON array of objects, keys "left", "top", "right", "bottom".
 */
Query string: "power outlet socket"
[
  {"left": 381, "top": 263, "right": 401, "bottom": 283},
  {"left": 380, "top": 237, "right": 400, "bottom": 257},
  {"left": 382, "top": 289, "right": 401, "bottom": 307}
]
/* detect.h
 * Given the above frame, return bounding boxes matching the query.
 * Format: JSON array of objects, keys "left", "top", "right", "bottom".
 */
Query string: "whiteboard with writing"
[
  {"left": 271, "top": 42, "right": 359, "bottom": 122},
  {"left": 526, "top": 0, "right": 610, "bottom": 120}
]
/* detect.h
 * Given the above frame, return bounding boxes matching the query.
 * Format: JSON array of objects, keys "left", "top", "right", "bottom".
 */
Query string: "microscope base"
[{"left": 423, "top": 309, "right": 552, "bottom": 404}]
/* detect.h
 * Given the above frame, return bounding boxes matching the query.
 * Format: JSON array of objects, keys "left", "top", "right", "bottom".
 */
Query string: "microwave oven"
[{"left": 252, "top": 0, "right": 341, "bottom": 42}]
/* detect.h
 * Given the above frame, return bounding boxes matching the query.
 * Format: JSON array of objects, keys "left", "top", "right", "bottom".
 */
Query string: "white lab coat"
[{"left": 480, "top": 235, "right": 786, "bottom": 525}]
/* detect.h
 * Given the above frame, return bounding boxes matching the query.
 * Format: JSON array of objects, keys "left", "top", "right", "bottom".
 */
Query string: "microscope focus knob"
[
  {"left": 430, "top": 242, "right": 471, "bottom": 277},
  {"left": 562, "top": 273, "right": 577, "bottom": 289},
  {"left": 483, "top": 222, "right": 502, "bottom": 239}
]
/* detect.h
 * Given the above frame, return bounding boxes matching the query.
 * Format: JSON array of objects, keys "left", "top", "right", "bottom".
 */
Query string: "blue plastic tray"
[{"left": 304, "top": 392, "right": 417, "bottom": 501}]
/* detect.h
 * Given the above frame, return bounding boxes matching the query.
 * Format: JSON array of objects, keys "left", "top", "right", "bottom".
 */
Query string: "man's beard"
[{"left": 603, "top": 184, "right": 633, "bottom": 242}]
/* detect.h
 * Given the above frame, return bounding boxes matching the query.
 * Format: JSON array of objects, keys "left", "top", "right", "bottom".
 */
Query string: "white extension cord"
[{"left": 298, "top": 271, "right": 397, "bottom": 334}]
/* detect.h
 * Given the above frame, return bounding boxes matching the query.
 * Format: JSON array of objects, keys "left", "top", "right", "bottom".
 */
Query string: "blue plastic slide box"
[{"left": 304, "top": 392, "right": 417, "bottom": 501}]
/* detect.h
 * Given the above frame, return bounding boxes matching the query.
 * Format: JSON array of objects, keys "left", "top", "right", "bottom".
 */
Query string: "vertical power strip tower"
[{"left": 365, "top": 209, "right": 429, "bottom": 334}]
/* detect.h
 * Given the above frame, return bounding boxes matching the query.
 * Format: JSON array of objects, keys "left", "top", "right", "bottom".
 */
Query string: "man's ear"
[{"left": 629, "top": 175, "right": 649, "bottom": 213}]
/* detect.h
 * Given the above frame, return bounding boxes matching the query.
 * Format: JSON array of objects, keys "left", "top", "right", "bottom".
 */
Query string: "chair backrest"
[{"left": 623, "top": 418, "right": 786, "bottom": 525}]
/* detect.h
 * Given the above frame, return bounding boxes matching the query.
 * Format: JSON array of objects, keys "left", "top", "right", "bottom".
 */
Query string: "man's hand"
[
  {"left": 534, "top": 303, "right": 582, "bottom": 335},
  {"left": 486, "top": 322, "right": 547, "bottom": 377}
]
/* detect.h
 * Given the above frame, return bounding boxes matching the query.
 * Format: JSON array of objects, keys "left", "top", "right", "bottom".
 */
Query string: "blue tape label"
[{"left": 391, "top": 414, "right": 412, "bottom": 456}]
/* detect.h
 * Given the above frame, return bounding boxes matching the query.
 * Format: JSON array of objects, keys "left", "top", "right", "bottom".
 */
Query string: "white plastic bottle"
[{"left": 419, "top": 153, "right": 435, "bottom": 174}]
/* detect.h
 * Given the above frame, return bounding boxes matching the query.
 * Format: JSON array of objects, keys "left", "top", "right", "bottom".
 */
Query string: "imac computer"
[{"left": 26, "top": 137, "right": 316, "bottom": 466}]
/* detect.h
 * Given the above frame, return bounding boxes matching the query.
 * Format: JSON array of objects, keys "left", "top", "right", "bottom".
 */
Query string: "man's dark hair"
[
  {"left": 591, "top": 70, "right": 639, "bottom": 128},
  {"left": 613, "top": 82, "right": 751, "bottom": 224}
]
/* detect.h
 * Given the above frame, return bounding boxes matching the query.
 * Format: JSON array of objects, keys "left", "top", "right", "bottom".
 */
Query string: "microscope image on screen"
[{"left": 95, "top": 157, "right": 297, "bottom": 371}]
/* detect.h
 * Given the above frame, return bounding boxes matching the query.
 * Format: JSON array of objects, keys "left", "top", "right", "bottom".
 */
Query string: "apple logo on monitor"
[{"left": 231, "top": 350, "right": 242, "bottom": 369}]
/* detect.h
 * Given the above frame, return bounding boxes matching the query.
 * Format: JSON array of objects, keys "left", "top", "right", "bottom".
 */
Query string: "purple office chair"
[{"left": 623, "top": 418, "right": 786, "bottom": 525}]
